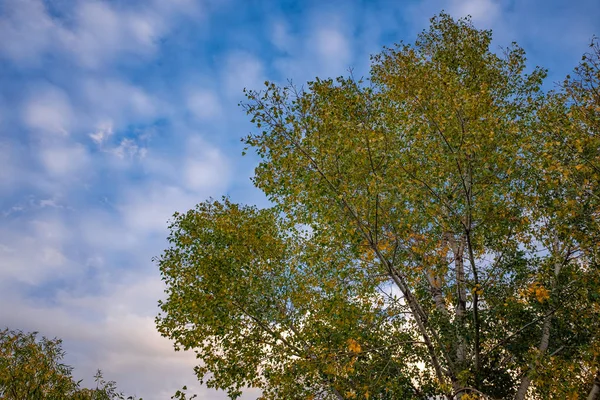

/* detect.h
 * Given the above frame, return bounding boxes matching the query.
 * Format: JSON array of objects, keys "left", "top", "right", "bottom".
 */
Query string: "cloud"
[
  {"left": 89, "top": 121, "right": 115, "bottom": 145},
  {"left": 0, "top": 141, "right": 18, "bottom": 189},
  {"left": 0, "top": 0, "right": 203, "bottom": 69},
  {"left": 81, "top": 77, "right": 159, "bottom": 123},
  {"left": 448, "top": 0, "right": 501, "bottom": 25},
  {"left": 22, "top": 85, "right": 73, "bottom": 136},
  {"left": 0, "top": 216, "right": 71, "bottom": 285},
  {"left": 270, "top": 9, "right": 356, "bottom": 83},
  {"left": 270, "top": 20, "right": 295, "bottom": 53},
  {"left": 76, "top": 209, "right": 140, "bottom": 252},
  {"left": 0, "top": 0, "right": 58, "bottom": 65},
  {"left": 19, "top": 78, "right": 160, "bottom": 165},
  {"left": 65, "top": 0, "right": 163, "bottom": 69},
  {"left": 114, "top": 134, "right": 230, "bottom": 237},
  {"left": 223, "top": 51, "right": 265, "bottom": 96},
  {"left": 87, "top": 115, "right": 153, "bottom": 166},
  {"left": 109, "top": 139, "right": 148, "bottom": 160},
  {"left": 314, "top": 28, "right": 351, "bottom": 72},
  {"left": 117, "top": 184, "right": 179, "bottom": 235},
  {"left": 0, "top": 274, "right": 208, "bottom": 399},
  {"left": 39, "top": 198, "right": 64, "bottom": 209},
  {"left": 186, "top": 90, "right": 223, "bottom": 120},
  {"left": 39, "top": 142, "right": 90, "bottom": 178},
  {"left": 184, "top": 144, "right": 230, "bottom": 192},
  {"left": 2, "top": 1, "right": 253, "bottom": 399},
  {"left": 310, "top": 14, "right": 353, "bottom": 77}
]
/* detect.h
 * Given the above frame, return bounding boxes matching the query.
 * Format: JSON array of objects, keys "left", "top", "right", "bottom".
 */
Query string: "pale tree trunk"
[
  {"left": 515, "top": 240, "right": 565, "bottom": 400},
  {"left": 452, "top": 237, "right": 467, "bottom": 365},
  {"left": 388, "top": 265, "right": 448, "bottom": 384},
  {"left": 428, "top": 234, "right": 451, "bottom": 316},
  {"left": 515, "top": 376, "right": 531, "bottom": 400},
  {"left": 427, "top": 271, "right": 448, "bottom": 316},
  {"left": 588, "top": 370, "right": 600, "bottom": 400},
  {"left": 514, "top": 313, "right": 552, "bottom": 400},
  {"left": 445, "top": 235, "right": 468, "bottom": 400}
]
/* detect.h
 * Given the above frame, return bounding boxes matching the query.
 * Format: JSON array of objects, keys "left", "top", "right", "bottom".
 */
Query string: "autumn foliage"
[{"left": 0, "top": 328, "right": 138, "bottom": 400}]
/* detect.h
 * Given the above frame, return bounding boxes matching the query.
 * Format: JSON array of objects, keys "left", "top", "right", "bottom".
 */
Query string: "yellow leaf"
[
  {"left": 535, "top": 286, "right": 550, "bottom": 303},
  {"left": 347, "top": 338, "right": 362, "bottom": 354}
]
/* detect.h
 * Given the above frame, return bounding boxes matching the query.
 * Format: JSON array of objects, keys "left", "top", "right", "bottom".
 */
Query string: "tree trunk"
[
  {"left": 514, "top": 301, "right": 553, "bottom": 400},
  {"left": 427, "top": 271, "right": 449, "bottom": 316},
  {"left": 453, "top": 238, "right": 467, "bottom": 365},
  {"left": 588, "top": 370, "right": 600, "bottom": 400}
]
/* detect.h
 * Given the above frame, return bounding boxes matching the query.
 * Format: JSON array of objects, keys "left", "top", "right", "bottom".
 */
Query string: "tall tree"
[{"left": 156, "top": 14, "right": 599, "bottom": 399}]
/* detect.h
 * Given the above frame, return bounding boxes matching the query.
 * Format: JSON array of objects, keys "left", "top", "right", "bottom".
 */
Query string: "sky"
[{"left": 0, "top": 0, "right": 598, "bottom": 399}]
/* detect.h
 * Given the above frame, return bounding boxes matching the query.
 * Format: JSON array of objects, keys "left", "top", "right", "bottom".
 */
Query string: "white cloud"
[
  {"left": 23, "top": 85, "right": 73, "bottom": 135},
  {"left": 312, "top": 26, "right": 352, "bottom": 76},
  {"left": 39, "top": 142, "right": 90, "bottom": 178},
  {"left": 186, "top": 90, "right": 222, "bottom": 120},
  {"left": 271, "top": 11, "right": 355, "bottom": 82},
  {"left": 0, "top": 141, "right": 17, "bottom": 189},
  {"left": 223, "top": 51, "right": 265, "bottom": 96},
  {"left": 31, "top": 217, "right": 71, "bottom": 245},
  {"left": 0, "top": 275, "right": 209, "bottom": 400},
  {"left": 448, "top": 0, "right": 501, "bottom": 25},
  {"left": 88, "top": 117, "right": 149, "bottom": 164},
  {"left": 184, "top": 147, "right": 230, "bottom": 192},
  {"left": 39, "top": 198, "right": 63, "bottom": 209},
  {"left": 0, "top": 272, "right": 263, "bottom": 399},
  {"left": 0, "top": 0, "right": 58, "bottom": 64},
  {"left": 65, "top": 1, "right": 162, "bottom": 69},
  {"left": 270, "top": 20, "right": 295, "bottom": 52},
  {"left": 81, "top": 77, "right": 158, "bottom": 122},
  {"left": 0, "top": 0, "right": 204, "bottom": 69},
  {"left": 0, "top": 217, "right": 71, "bottom": 284},
  {"left": 117, "top": 135, "right": 230, "bottom": 235},
  {"left": 119, "top": 184, "right": 194, "bottom": 234},
  {"left": 77, "top": 210, "right": 140, "bottom": 252},
  {"left": 404, "top": 0, "right": 504, "bottom": 42},
  {"left": 0, "top": 241, "right": 67, "bottom": 284},
  {"left": 89, "top": 121, "right": 115, "bottom": 145},
  {"left": 110, "top": 139, "right": 147, "bottom": 160}
]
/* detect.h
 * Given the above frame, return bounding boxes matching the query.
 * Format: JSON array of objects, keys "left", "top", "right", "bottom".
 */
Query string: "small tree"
[{"left": 0, "top": 328, "right": 140, "bottom": 400}]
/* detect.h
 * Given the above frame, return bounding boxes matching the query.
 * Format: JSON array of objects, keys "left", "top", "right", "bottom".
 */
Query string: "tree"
[
  {"left": 0, "top": 328, "right": 140, "bottom": 400},
  {"left": 156, "top": 14, "right": 599, "bottom": 399}
]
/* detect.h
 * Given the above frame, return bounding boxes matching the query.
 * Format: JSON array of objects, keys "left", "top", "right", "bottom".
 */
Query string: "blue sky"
[{"left": 0, "top": 0, "right": 598, "bottom": 398}]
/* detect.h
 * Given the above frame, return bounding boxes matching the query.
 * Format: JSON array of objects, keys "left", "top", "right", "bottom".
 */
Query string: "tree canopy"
[
  {"left": 156, "top": 14, "right": 600, "bottom": 400},
  {"left": 0, "top": 328, "right": 139, "bottom": 400}
]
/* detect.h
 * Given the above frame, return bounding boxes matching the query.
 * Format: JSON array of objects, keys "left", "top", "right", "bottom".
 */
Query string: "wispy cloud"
[
  {"left": 22, "top": 85, "right": 73, "bottom": 136},
  {"left": 89, "top": 121, "right": 115, "bottom": 145},
  {"left": 38, "top": 142, "right": 90, "bottom": 178},
  {"left": 0, "top": 0, "right": 202, "bottom": 68},
  {"left": 223, "top": 51, "right": 266, "bottom": 97},
  {"left": 186, "top": 90, "right": 223, "bottom": 120}
]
